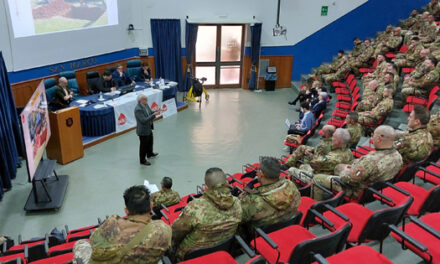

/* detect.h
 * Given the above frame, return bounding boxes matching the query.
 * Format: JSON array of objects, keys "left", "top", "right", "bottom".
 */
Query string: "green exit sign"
[{"left": 321, "top": 6, "right": 328, "bottom": 16}]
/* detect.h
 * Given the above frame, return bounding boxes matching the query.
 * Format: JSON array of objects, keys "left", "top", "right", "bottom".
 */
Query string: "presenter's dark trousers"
[{"left": 139, "top": 133, "right": 153, "bottom": 163}]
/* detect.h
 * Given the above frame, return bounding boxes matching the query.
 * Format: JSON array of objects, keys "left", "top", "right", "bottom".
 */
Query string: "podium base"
[{"left": 24, "top": 175, "right": 68, "bottom": 212}]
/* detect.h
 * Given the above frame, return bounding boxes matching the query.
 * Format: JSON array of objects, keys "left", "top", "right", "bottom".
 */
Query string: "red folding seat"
[
  {"left": 251, "top": 215, "right": 351, "bottom": 264},
  {"left": 299, "top": 191, "right": 345, "bottom": 227},
  {"left": 336, "top": 101, "right": 352, "bottom": 110},
  {"left": 332, "top": 102, "right": 358, "bottom": 118},
  {"left": 66, "top": 229, "right": 94, "bottom": 242},
  {"left": 379, "top": 181, "right": 440, "bottom": 216},
  {"left": 312, "top": 245, "right": 393, "bottom": 264},
  {"left": 176, "top": 251, "right": 264, "bottom": 264},
  {"left": 0, "top": 253, "right": 27, "bottom": 264},
  {"left": 47, "top": 240, "right": 81, "bottom": 257},
  {"left": 27, "top": 253, "right": 74, "bottom": 264},
  {"left": 403, "top": 86, "right": 439, "bottom": 113},
  {"left": 320, "top": 186, "right": 413, "bottom": 252},
  {"left": 390, "top": 213, "right": 440, "bottom": 264},
  {"left": 415, "top": 162, "right": 440, "bottom": 185}
]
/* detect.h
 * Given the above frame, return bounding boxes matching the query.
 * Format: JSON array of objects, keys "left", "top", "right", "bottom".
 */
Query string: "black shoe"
[
  {"left": 288, "top": 101, "right": 297, "bottom": 105},
  {"left": 140, "top": 161, "right": 151, "bottom": 166},
  {"left": 295, "top": 108, "right": 301, "bottom": 112},
  {"left": 148, "top": 152, "right": 158, "bottom": 158}
]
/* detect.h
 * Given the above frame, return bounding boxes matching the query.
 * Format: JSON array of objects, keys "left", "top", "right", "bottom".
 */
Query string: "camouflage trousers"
[
  {"left": 287, "top": 164, "right": 314, "bottom": 185},
  {"left": 285, "top": 145, "right": 313, "bottom": 167},
  {"left": 373, "top": 44, "right": 392, "bottom": 57},
  {"left": 401, "top": 87, "right": 427, "bottom": 103},
  {"left": 324, "top": 72, "right": 345, "bottom": 86},
  {"left": 394, "top": 58, "right": 417, "bottom": 68},
  {"left": 356, "top": 99, "right": 376, "bottom": 112},
  {"left": 72, "top": 240, "right": 92, "bottom": 264},
  {"left": 311, "top": 174, "right": 342, "bottom": 201},
  {"left": 358, "top": 113, "right": 381, "bottom": 125}
]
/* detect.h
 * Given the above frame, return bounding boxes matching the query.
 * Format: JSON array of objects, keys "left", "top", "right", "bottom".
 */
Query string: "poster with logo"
[
  {"left": 161, "top": 99, "right": 177, "bottom": 119},
  {"left": 21, "top": 81, "right": 51, "bottom": 181},
  {"left": 110, "top": 89, "right": 163, "bottom": 133}
]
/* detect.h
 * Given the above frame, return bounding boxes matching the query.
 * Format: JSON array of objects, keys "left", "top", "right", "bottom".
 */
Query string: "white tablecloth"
[{"left": 107, "top": 88, "right": 163, "bottom": 133}]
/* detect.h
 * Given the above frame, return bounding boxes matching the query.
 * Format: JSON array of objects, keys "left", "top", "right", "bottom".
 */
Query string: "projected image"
[{"left": 7, "top": 0, "right": 118, "bottom": 37}]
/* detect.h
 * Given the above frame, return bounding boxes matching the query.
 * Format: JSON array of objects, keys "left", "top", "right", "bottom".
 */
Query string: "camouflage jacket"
[
  {"left": 405, "top": 43, "right": 424, "bottom": 64},
  {"left": 376, "top": 83, "right": 394, "bottom": 101},
  {"left": 347, "top": 123, "right": 364, "bottom": 147},
  {"left": 412, "top": 68, "right": 440, "bottom": 89},
  {"left": 429, "top": 112, "right": 440, "bottom": 147},
  {"left": 240, "top": 178, "right": 300, "bottom": 229},
  {"left": 340, "top": 148, "right": 403, "bottom": 198},
  {"left": 376, "top": 31, "right": 392, "bottom": 43},
  {"left": 151, "top": 189, "right": 180, "bottom": 208},
  {"left": 285, "top": 138, "right": 332, "bottom": 167},
  {"left": 309, "top": 147, "right": 354, "bottom": 174},
  {"left": 172, "top": 184, "right": 241, "bottom": 260},
  {"left": 358, "top": 45, "right": 375, "bottom": 63},
  {"left": 401, "top": 15, "right": 418, "bottom": 29},
  {"left": 420, "top": 21, "right": 438, "bottom": 39},
  {"left": 371, "top": 97, "right": 394, "bottom": 120},
  {"left": 395, "top": 127, "right": 433, "bottom": 164},
  {"left": 352, "top": 43, "right": 365, "bottom": 57},
  {"left": 426, "top": 2, "right": 440, "bottom": 17},
  {"left": 89, "top": 214, "right": 171, "bottom": 264},
  {"left": 384, "top": 35, "right": 403, "bottom": 50}
]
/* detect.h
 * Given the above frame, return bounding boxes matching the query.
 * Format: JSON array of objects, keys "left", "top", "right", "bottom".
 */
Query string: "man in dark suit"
[
  {"left": 135, "top": 94, "right": 161, "bottom": 166},
  {"left": 97, "top": 71, "right": 118, "bottom": 93},
  {"left": 113, "top": 64, "right": 135, "bottom": 87},
  {"left": 136, "top": 63, "right": 152, "bottom": 82},
  {"left": 54, "top": 77, "right": 74, "bottom": 109}
]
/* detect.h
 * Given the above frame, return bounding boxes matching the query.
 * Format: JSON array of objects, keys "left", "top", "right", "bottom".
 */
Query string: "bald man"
[
  {"left": 312, "top": 125, "right": 403, "bottom": 200},
  {"left": 357, "top": 80, "right": 380, "bottom": 112},
  {"left": 283, "top": 125, "right": 336, "bottom": 170},
  {"left": 172, "top": 168, "right": 241, "bottom": 261},
  {"left": 54, "top": 77, "right": 74, "bottom": 108}
]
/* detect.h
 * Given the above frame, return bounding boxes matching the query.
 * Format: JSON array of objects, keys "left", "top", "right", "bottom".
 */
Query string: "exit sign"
[{"left": 321, "top": 6, "right": 328, "bottom": 16}]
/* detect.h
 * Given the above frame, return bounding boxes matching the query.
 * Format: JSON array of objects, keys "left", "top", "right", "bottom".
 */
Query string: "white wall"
[{"left": 0, "top": 0, "right": 367, "bottom": 72}]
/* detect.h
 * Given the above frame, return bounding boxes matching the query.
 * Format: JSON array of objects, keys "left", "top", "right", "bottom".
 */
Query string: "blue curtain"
[
  {"left": 248, "top": 23, "right": 262, "bottom": 90},
  {"left": 150, "top": 19, "right": 184, "bottom": 91},
  {"left": 0, "top": 51, "right": 24, "bottom": 200},
  {"left": 184, "top": 22, "right": 198, "bottom": 92}
]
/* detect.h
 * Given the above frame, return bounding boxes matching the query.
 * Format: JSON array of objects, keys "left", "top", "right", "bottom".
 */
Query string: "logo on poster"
[
  {"left": 118, "top": 113, "right": 127, "bottom": 125},
  {"left": 162, "top": 104, "right": 167, "bottom": 112},
  {"left": 151, "top": 102, "right": 159, "bottom": 112}
]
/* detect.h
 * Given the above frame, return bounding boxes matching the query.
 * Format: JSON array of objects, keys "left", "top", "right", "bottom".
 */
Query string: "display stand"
[{"left": 24, "top": 159, "right": 68, "bottom": 212}]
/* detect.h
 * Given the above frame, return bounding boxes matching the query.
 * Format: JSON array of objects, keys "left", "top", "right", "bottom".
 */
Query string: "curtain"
[
  {"left": 248, "top": 23, "right": 262, "bottom": 90},
  {"left": 150, "top": 19, "right": 184, "bottom": 91},
  {"left": 0, "top": 51, "right": 24, "bottom": 200},
  {"left": 184, "top": 22, "right": 198, "bottom": 92}
]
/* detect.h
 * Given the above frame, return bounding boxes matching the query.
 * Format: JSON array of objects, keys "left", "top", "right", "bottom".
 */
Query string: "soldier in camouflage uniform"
[
  {"left": 282, "top": 125, "right": 336, "bottom": 170},
  {"left": 312, "top": 50, "right": 345, "bottom": 80},
  {"left": 373, "top": 27, "right": 403, "bottom": 57},
  {"left": 358, "top": 87, "right": 394, "bottom": 125},
  {"left": 346, "top": 112, "right": 364, "bottom": 148},
  {"left": 172, "top": 168, "right": 241, "bottom": 261},
  {"left": 323, "top": 55, "right": 351, "bottom": 86},
  {"left": 151, "top": 177, "right": 180, "bottom": 210},
  {"left": 419, "top": 15, "right": 438, "bottom": 44},
  {"left": 394, "top": 37, "right": 424, "bottom": 68},
  {"left": 428, "top": 109, "right": 440, "bottom": 147},
  {"left": 395, "top": 105, "right": 434, "bottom": 164},
  {"left": 376, "top": 71, "right": 396, "bottom": 101},
  {"left": 287, "top": 128, "right": 354, "bottom": 182},
  {"left": 350, "top": 39, "right": 375, "bottom": 76},
  {"left": 428, "top": 36, "right": 440, "bottom": 61},
  {"left": 358, "top": 80, "right": 380, "bottom": 112},
  {"left": 403, "top": 12, "right": 429, "bottom": 45},
  {"left": 240, "top": 156, "right": 300, "bottom": 230},
  {"left": 351, "top": 37, "right": 365, "bottom": 58},
  {"left": 375, "top": 25, "right": 393, "bottom": 44},
  {"left": 401, "top": 57, "right": 439, "bottom": 102},
  {"left": 89, "top": 185, "right": 171, "bottom": 264},
  {"left": 426, "top": 0, "right": 440, "bottom": 19},
  {"left": 362, "top": 54, "right": 387, "bottom": 86},
  {"left": 401, "top": 10, "right": 419, "bottom": 30},
  {"left": 312, "top": 125, "right": 403, "bottom": 201}
]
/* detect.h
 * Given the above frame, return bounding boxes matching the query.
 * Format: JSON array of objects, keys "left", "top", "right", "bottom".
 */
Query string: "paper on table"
[
  {"left": 76, "top": 99, "right": 88, "bottom": 104},
  {"left": 285, "top": 118, "right": 291, "bottom": 128},
  {"left": 144, "top": 180, "right": 159, "bottom": 194},
  {"left": 167, "top": 81, "right": 178, "bottom": 86},
  {"left": 159, "top": 85, "right": 170, "bottom": 90},
  {"left": 93, "top": 104, "right": 107, "bottom": 109},
  {"left": 79, "top": 104, "right": 87, "bottom": 108}
]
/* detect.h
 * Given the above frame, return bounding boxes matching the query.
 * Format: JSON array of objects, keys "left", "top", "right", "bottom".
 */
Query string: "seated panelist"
[
  {"left": 97, "top": 71, "right": 118, "bottom": 93},
  {"left": 54, "top": 77, "right": 74, "bottom": 109},
  {"left": 112, "top": 64, "right": 135, "bottom": 86},
  {"left": 137, "top": 63, "right": 152, "bottom": 82}
]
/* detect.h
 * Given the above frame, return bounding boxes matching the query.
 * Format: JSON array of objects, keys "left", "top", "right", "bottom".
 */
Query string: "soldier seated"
[
  {"left": 312, "top": 125, "right": 403, "bottom": 201},
  {"left": 87, "top": 185, "right": 171, "bottom": 263},
  {"left": 151, "top": 176, "right": 181, "bottom": 212},
  {"left": 240, "top": 157, "right": 300, "bottom": 232},
  {"left": 172, "top": 168, "right": 242, "bottom": 261},
  {"left": 282, "top": 125, "right": 336, "bottom": 170},
  {"left": 428, "top": 108, "right": 440, "bottom": 148},
  {"left": 357, "top": 80, "right": 380, "bottom": 112},
  {"left": 395, "top": 105, "right": 433, "bottom": 164},
  {"left": 358, "top": 87, "right": 394, "bottom": 126},
  {"left": 401, "top": 57, "right": 439, "bottom": 102},
  {"left": 287, "top": 128, "right": 354, "bottom": 181},
  {"left": 346, "top": 112, "right": 364, "bottom": 148}
]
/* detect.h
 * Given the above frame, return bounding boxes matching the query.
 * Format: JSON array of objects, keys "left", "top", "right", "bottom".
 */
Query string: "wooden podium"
[{"left": 46, "top": 106, "right": 84, "bottom": 164}]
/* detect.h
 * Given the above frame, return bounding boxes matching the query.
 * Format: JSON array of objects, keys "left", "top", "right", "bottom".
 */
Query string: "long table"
[{"left": 70, "top": 82, "right": 176, "bottom": 137}]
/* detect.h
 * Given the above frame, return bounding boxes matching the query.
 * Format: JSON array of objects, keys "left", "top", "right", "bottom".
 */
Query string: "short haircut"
[
  {"left": 353, "top": 37, "right": 360, "bottom": 41},
  {"left": 320, "top": 92, "right": 328, "bottom": 101},
  {"left": 103, "top": 71, "right": 112, "bottom": 76},
  {"left": 142, "top": 62, "right": 149, "bottom": 67},
  {"left": 375, "top": 125, "right": 396, "bottom": 142},
  {"left": 161, "top": 177, "right": 173, "bottom": 189},
  {"left": 58, "top": 77, "right": 67, "bottom": 83},
  {"left": 348, "top": 112, "right": 359, "bottom": 123},
  {"left": 334, "top": 128, "right": 351, "bottom": 146},
  {"left": 259, "top": 156, "right": 280, "bottom": 180},
  {"left": 205, "top": 167, "right": 226, "bottom": 188},
  {"left": 338, "top": 50, "right": 345, "bottom": 54},
  {"left": 411, "top": 36, "right": 420, "bottom": 41},
  {"left": 123, "top": 185, "right": 150, "bottom": 215},
  {"left": 385, "top": 72, "right": 395, "bottom": 79},
  {"left": 427, "top": 56, "right": 438, "bottom": 66},
  {"left": 137, "top": 94, "right": 147, "bottom": 103},
  {"left": 116, "top": 64, "right": 123, "bottom": 68},
  {"left": 322, "top": 125, "right": 336, "bottom": 137},
  {"left": 300, "top": 102, "right": 310, "bottom": 110},
  {"left": 413, "top": 105, "right": 431, "bottom": 125}
]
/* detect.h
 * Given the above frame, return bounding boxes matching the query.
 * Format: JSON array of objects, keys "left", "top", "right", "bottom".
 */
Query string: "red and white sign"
[{"left": 161, "top": 99, "right": 177, "bottom": 119}]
